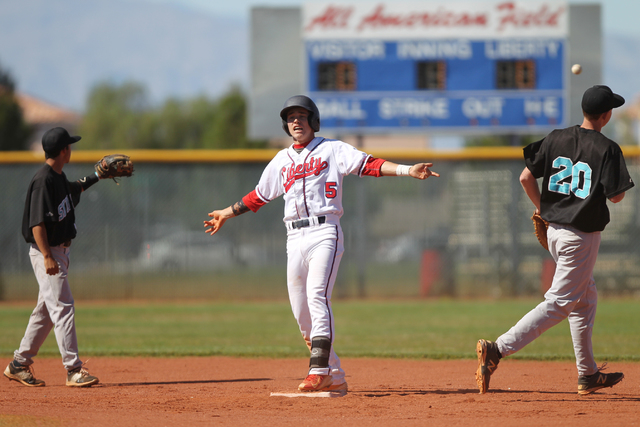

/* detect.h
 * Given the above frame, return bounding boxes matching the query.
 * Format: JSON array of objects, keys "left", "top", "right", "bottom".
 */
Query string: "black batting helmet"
[{"left": 280, "top": 95, "right": 320, "bottom": 136}]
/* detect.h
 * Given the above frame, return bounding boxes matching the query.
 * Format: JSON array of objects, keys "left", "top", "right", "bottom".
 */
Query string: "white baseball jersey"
[
  {"left": 247, "top": 137, "right": 375, "bottom": 222},
  {"left": 241, "top": 136, "right": 385, "bottom": 385}
]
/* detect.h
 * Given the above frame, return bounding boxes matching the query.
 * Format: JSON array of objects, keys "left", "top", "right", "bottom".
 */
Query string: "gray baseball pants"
[
  {"left": 13, "top": 244, "right": 82, "bottom": 371},
  {"left": 496, "top": 223, "right": 600, "bottom": 377}
]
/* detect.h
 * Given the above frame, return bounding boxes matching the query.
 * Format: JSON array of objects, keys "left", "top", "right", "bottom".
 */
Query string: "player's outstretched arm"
[
  {"left": 380, "top": 161, "right": 440, "bottom": 179},
  {"left": 204, "top": 200, "right": 250, "bottom": 235},
  {"left": 204, "top": 208, "right": 231, "bottom": 235},
  {"left": 408, "top": 163, "right": 440, "bottom": 180}
]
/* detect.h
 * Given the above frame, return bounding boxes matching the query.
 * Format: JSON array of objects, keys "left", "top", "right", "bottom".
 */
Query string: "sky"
[{"left": 142, "top": 0, "right": 640, "bottom": 38}]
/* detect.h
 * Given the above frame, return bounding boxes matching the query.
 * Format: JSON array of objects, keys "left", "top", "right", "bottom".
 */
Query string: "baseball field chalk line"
[{"left": 270, "top": 391, "right": 347, "bottom": 398}]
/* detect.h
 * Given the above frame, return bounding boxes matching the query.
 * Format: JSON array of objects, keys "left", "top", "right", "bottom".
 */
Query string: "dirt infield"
[{"left": 1, "top": 357, "right": 638, "bottom": 426}]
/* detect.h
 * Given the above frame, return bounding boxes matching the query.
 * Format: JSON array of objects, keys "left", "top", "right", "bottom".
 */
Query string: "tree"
[
  {"left": 153, "top": 96, "right": 217, "bottom": 149},
  {"left": 611, "top": 114, "right": 639, "bottom": 146},
  {"left": 79, "top": 81, "right": 152, "bottom": 149},
  {"left": 202, "top": 86, "right": 264, "bottom": 149},
  {"left": 79, "top": 81, "right": 267, "bottom": 149},
  {"left": 0, "top": 63, "right": 31, "bottom": 150}
]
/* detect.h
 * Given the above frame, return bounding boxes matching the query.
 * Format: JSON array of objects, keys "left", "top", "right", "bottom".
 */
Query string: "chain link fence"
[{"left": 1, "top": 153, "right": 639, "bottom": 301}]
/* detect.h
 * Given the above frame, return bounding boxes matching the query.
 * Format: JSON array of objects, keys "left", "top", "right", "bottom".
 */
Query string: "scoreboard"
[{"left": 302, "top": 1, "right": 569, "bottom": 134}]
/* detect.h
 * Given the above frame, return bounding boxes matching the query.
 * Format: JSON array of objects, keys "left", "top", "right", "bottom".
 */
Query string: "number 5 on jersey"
[{"left": 325, "top": 182, "right": 337, "bottom": 198}]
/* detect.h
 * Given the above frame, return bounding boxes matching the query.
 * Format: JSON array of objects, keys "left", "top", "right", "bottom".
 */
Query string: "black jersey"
[
  {"left": 524, "top": 125, "right": 634, "bottom": 232},
  {"left": 22, "top": 164, "right": 83, "bottom": 246}
]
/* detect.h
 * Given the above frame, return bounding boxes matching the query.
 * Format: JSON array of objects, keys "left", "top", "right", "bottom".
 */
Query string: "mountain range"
[
  {"left": 0, "top": 0, "right": 639, "bottom": 113},
  {"left": 0, "top": 0, "right": 247, "bottom": 111}
]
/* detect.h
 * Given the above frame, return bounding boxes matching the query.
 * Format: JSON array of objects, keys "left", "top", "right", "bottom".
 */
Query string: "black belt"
[{"left": 290, "top": 216, "right": 326, "bottom": 230}]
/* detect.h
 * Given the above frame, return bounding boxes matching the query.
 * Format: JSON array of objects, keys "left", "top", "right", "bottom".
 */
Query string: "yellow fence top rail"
[{"left": 2, "top": 146, "right": 640, "bottom": 164}]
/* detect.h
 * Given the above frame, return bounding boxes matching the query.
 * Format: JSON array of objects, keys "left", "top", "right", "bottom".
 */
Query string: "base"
[{"left": 270, "top": 390, "right": 347, "bottom": 398}]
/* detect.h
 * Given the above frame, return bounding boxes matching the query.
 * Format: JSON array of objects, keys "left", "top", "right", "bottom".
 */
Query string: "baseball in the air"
[{"left": 571, "top": 64, "right": 582, "bottom": 75}]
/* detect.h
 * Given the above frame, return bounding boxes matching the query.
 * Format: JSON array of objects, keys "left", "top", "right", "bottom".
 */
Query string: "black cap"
[
  {"left": 42, "top": 127, "right": 81, "bottom": 154},
  {"left": 581, "top": 85, "right": 625, "bottom": 115}
]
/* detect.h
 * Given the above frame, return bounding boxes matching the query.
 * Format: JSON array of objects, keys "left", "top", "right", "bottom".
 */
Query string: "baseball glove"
[
  {"left": 531, "top": 211, "right": 549, "bottom": 251},
  {"left": 95, "top": 154, "right": 134, "bottom": 183}
]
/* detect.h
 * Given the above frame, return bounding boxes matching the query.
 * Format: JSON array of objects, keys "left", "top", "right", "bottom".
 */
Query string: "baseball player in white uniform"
[
  {"left": 476, "top": 85, "right": 634, "bottom": 395},
  {"left": 204, "top": 95, "right": 439, "bottom": 392}
]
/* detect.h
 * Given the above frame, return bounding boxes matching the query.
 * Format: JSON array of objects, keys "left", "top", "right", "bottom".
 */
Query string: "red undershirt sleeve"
[
  {"left": 242, "top": 189, "right": 267, "bottom": 212},
  {"left": 361, "top": 157, "right": 386, "bottom": 177}
]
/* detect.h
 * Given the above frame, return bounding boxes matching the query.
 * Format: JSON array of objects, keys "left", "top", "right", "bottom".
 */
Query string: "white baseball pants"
[
  {"left": 14, "top": 244, "right": 82, "bottom": 371},
  {"left": 496, "top": 223, "right": 600, "bottom": 376},
  {"left": 286, "top": 223, "right": 346, "bottom": 383}
]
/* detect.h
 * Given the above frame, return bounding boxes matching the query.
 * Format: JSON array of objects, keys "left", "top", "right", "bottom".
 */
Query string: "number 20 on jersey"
[{"left": 549, "top": 157, "right": 592, "bottom": 199}]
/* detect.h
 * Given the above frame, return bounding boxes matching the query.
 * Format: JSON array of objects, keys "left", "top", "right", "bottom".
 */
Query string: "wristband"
[
  {"left": 395, "top": 165, "right": 411, "bottom": 176},
  {"left": 78, "top": 173, "right": 99, "bottom": 191}
]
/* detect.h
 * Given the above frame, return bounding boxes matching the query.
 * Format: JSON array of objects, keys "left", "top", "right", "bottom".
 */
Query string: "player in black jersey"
[
  {"left": 476, "top": 85, "right": 634, "bottom": 395},
  {"left": 4, "top": 128, "right": 104, "bottom": 388}
]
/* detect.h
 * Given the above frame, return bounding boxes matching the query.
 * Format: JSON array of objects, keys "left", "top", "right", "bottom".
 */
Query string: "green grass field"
[{"left": 0, "top": 299, "right": 638, "bottom": 361}]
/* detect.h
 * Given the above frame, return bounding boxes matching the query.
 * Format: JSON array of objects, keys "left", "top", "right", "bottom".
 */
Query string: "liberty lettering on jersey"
[
  {"left": 57, "top": 195, "right": 73, "bottom": 221},
  {"left": 549, "top": 156, "right": 592, "bottom": 199},
  {"left": 283, "top": 156, "right": 329, "bottom": 192}
]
